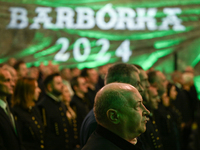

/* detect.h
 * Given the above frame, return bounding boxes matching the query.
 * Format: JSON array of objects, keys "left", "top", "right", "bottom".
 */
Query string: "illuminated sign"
[{"left": 7, "top": 4, "right": 185, "bottom": 31}]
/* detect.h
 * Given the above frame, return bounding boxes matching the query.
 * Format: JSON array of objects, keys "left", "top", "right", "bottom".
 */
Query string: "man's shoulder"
[{"left": 82, "top": 131, "right": 122, "bottom": 150}]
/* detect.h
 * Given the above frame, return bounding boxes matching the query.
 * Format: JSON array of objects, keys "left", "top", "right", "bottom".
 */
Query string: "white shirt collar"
[{"left": 0, "top": 99, "right": 7, "bottom": 110}]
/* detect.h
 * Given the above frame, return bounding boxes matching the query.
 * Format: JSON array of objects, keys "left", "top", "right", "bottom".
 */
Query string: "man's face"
[
  {"left": 51, "top": 76, "right": 63, "bottom": 96},
  {"left": 33, "top": 81, "right": 41, "bottom": 101},
  {"left": 148, "top": 87, "right": 160, "bottom": 110},
  {"left": 62, "top": 69, "right": 71, "bottom": 81},
  {"left": 18, "top": 63, "right": 28, "bottom": 77},
  {"left": 120, "top": 90, "right": 150, "bottom": 138},
  {"left": 130, "top": 71, "right": 144, "bottom": 94},
  {"left": 156, "top": 71, "right": 168, "bottom": 96},
  {"left": 139, "top": 70, "right": 150, "bottom": 100},
  {"left": 87, "top": 69, "right": 98, "bottom": 85},
  {"left": 0, "top": 70, "right": 15, "bottom": 96},
  {"left": 77, "top": 77, "right": 88, "bottom": 94}
]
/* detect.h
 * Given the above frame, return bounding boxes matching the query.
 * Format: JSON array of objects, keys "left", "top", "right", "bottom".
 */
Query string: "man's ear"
[
  {"left": 152, "top": 82, "right": 157, "bottom": 89},
  {"left": 74, "top": 85, "right": 78, "bottom": 91},
  {"left": 47, "top": 83, "right": 52, "bottom": 92},
  {"left": 106, "top": 109, "right": 120, "bottom": 124}
]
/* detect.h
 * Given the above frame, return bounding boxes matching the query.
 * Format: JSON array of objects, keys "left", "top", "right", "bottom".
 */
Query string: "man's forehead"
[
  {"left": 130, "top": 71, "right": 140, "bottom": 81},
  {"left": 0, "top": 70, "right": 11, "bottom": 80},
  {"left": 139, "top": 70, "right": 148, "bottom": 80}
]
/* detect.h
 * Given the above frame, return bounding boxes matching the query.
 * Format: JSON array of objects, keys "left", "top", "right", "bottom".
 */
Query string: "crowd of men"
[{"left": 0, "top": 58, "right": 199, "bottom": 150}]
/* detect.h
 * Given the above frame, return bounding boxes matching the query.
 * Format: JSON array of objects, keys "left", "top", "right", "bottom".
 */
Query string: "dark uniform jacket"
[
  {"left": 70, "top": 94, "right": 90, "bottom": 124},
  {"left": 37, "top": 94, "right": 77, "bottom": 150},
  {"left": 12, "top": 105, "right": 45, "bottom": 150},
  {"left": 82, "top": 125, "right": 143, "bottom": 150},
  {"left": 140, "top": 112, "right": 163, "bottom": 150},
  {"left": 0, "top": 107, "right": 22, "bottom": 150},
  {"left": 80, "top": 109, "right": 97, "bottom": 147}
]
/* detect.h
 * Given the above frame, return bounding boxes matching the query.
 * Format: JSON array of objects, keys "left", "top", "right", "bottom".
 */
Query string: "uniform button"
[
  {"left": 40, "top": 145, "right": 44, "bottom": 148},
  {"left": 151, "top": 133, "right": 153, "bottom": 136},
  {"left": 157, "top": 137, "right": 159, "bottom": 140},
  {"left": 59, "top": 107, "right": 62, "bottom": 111},
  {"left": 37, "top": 125, "right": 40, "bottom": 128},
  {"left": 73, "top": 128, "right": 77, "bottom": 131},
  {"left": 62, "top": 118, "right": 66, "bottom": 121},
  {"left": 66, "top": 145, "right": 69, "bottom": 148},
  {"left": 155, "top": 146, "right": 157, "bottom": 148},
  {"left": 65, "top": 139, "right": 69, "bottom": 143},
  {"left": 15, "top": 116, "right": 17, "bottom": 120},
  {"left": 167, "top": 115, "right": 171, "bottom": 119},
  {"left": 74, "top": 135, "right": 78, "bottom": 139},
  {"left": 35, "top": 121, "right": 38, "bottom": 124},
  {"left": 64, "top": 128, "right": 68, "bottom": 132},
  {"left": 41, "top": 140, "right": 44, "bottom": 143},
  {"left": 74, "top": 124, "right": 77, "bottom": 127},
  {"left": 155, "top": 129, "right": 158, "bottom": 132},
  {"left": 152, "top": 121, "right": 155, "bottom": 124},
  {"left": 73, "top": 120, "right": 77, "bottom": 123},
  {"left": 40, "top": 130, "right": 43, "bottom": 133},
  {"left": 63, "top": 123, "right": 66, "bottom": 127},
  {"left": 65, "top": 134, "right": 69, "bottom": 137},
  {"left": 61, "top": 112, "right": 64, "bottom": 116},
  {"left": 32, "top": 117, "right": 35, "bottom": 120},
  {"left": 41, "top": 135, "right": 44, "bottom": 138}
]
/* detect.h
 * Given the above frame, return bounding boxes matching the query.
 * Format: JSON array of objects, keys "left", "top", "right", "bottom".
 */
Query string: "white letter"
[
  {"left": 7, "top": 7, "right": 28, "bottom": 29},
  {"left": 30, "top": 7, "right": 53, "bottom": 29},
  {"left": 96, "top": 3, "right": 117, "bottom": 30},
  {"left": 75, "top": 7, "right": 95, "bottom": 29},
  {"left": 159, "top": 8, "right": 185, "bottom": 31},
  {"left": 135, "top": 8, "right": 157, "bottom": 30},
  {"left": 55, "top": 7, "right": 75, "bottom": 29},
  {"left": 114, "top": 7, "right": 136, "bottom": 30}
]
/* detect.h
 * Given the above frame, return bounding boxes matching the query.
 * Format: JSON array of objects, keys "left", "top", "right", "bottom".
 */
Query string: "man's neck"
[
  {"left": 76, "top": 92, "right": 85, "bottom": 99},
  {"left": 0, "top": 96, "right": 6, "bottom": 102},
  {"left": 88, "top": 84, "right": 95, "bottom": 90}
]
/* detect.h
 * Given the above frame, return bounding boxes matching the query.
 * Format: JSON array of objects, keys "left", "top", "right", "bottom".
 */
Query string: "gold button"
[
  {"left": 155, "top": 129, "right": 158, "bottom": 132},
  {"left": 73, "top": 128, "right": 77, "bottom": 131},
  {"left": 32, "top": 117, "right": 35, "bottom": 120},
  {"left": 35, "top": 121, "right": 38, "bottom": 124},
  {"left": 37, "top": 125, "right": 40, "bottom": 128},
  {"left": 61, "top": 112, "right": 64, "bottom": 116},
  {"left": 157, "top": 137, "right": 159, "bottom": 140},
  {"left": 73, "top": 120, "right": 77, "bottom": 123},
  {"left": 59, "top": 107, "right": 62, "bottom": 111},
  {"left": 152, "top": 121, "right": 155, "bottom": 124},
  {"left": 74, "top": 135, "right": 78, "bottom": 139},
  {"left": 41, "top": 140, "right": 44, "bottom": 143},
  {"left": 151, "top": 133, "right": 153, "bottom": 136},
  {"left": 40, "top": 130, "right": 43, "bottom": 133},
  {"left": 167, "top": 115, "right": 171, "bottom": 119},
  {"left": 65, "top": 134, "right": 69, "bottom": 137},
  {"left": 63, "top": 123, "right": 66, "bottom": 127},
  {"left": 62, "top": 118, "right": 66, "bottom": 121},
  {"left": 65, "top": 139, "right": 69, "bottom": 143},
  {"left": 155, "top": 146, "right": 157, "bottom": 148},
  {"left": 41, "top": 145, "right": 44, "bottom": 148},
  {"left": 64, "top": 128, "right": 67, "bottom": 132}
]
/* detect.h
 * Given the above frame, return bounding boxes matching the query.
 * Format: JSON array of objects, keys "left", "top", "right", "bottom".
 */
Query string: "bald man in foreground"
[{"left": 82, "top": 83, "right": 150, "bottom": 150}]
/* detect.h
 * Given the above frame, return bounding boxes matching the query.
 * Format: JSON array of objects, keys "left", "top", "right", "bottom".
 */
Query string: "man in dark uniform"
[
  {"left": 0, "top": 68, "right": 22, "bottom": 150},
  {"left": 37, "top": 73, "right": 76, "bottom": 150},
  {"left": 80, "top": 63, "right": 144, "bottom": 147},
  {"left": 140, "top": 86, "right": 163, "bottom": 150},
  {"left": 148, "top": 70, "right": 180, "bottom": 150},
  {"left": 82, "top": 83, "right": 150, "bottom": 150}
]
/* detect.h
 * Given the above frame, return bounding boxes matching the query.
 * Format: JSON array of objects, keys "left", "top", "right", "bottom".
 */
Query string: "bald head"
[
  {"left": 94, "top": 83, "right": 138, "bottom": 125},
  {"left": 94, "top": 83, "right": 150, "bottom": 140}
]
